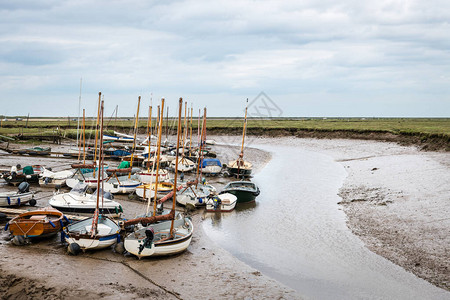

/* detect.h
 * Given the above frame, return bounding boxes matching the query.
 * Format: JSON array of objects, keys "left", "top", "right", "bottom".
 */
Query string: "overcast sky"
[{"left": 1, "top": 0, "right": 449, "bottom": 118}]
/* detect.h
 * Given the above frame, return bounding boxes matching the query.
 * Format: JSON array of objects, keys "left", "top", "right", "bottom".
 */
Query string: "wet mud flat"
[{"left": 248, "top": 136, "right": 449, "bottom": 292}]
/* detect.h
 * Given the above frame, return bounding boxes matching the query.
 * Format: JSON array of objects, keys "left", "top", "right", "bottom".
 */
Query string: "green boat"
[
  {"left": 24, "top": 146, "right": 51, "bottom": 156},
  {"left": 220, "top": 181, "right": 260, "bottom": 203}
]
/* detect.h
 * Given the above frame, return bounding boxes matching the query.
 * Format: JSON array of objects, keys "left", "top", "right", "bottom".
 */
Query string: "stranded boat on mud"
[
  {"left": 5, "top": 207, "right": 67, "bottom": 240},
  {"left": 0, "top": 182, "right": 36, "bottom": 207},
  {"left": 220, "top": 181, "right": 260, "bottom": 203},
  {"left": 49, "top": 182, "right": 123, "bottom": 216},
  {"left": 1, "top": 165, "right": 44, "bottom": 186},
  {"left": 205, "top": 193, "right": 237, "bottom": 212},
  {"left": 227, "top": 99, "right": 253, "bottom": 178}
]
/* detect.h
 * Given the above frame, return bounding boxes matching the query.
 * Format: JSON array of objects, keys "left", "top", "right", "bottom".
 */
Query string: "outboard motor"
[
  {"left": 138, "top": 227, "right": 155, "bottom": 255},
  {"left": 18, "top": 182, "right": 30, "bottom": 193},
  {"left": 212, "top": 196, "right": 221, "bottom": 210},
  {"left": 156, "top": 203, "right": 164, "bottom": 215}
]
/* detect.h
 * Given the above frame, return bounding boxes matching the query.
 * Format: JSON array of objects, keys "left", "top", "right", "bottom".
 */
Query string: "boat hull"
[
  {"left": 124, "top": 218, "right": 193, "bottom": 258},
  {"left": 49, "top": 192, "right": 122, "bottom": 217},
  {"left": 7, "top": 208, "right": 66, "bottom": 238},
  {"left": 63, "top": 216, "right": 120, "bottom": 251},
  {"left": 0, "top": 192, "right": 34, "bottom": 207},
  {"left": 205, "top": 193, "right": 237, "bottom": 212},
  {"left": 220, "top": 181, "right": 260, "bottom": 203},
  {"left": 228, "top": 167, "right": 252, "bottom": 177}
]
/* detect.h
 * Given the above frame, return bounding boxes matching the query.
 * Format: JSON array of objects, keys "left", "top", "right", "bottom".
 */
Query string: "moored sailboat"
[
  {"left": 228, "top": 99, "right": 253, "bottom": 178},
  {"left": 62, "top": 97, "right": 120, "bottom": 254},
  {"left": 124, "top": 98, "right": 193, "bottom": 259}
]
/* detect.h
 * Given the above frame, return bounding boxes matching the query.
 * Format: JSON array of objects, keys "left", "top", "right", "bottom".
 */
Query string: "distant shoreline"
[{"left": 1, "top": 118, "right": 449, "bottom": 151}]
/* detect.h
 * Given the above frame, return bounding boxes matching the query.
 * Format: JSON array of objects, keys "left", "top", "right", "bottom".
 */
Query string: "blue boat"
[{"left": 201, "top": 158, "right": 222, "bottom": 175}]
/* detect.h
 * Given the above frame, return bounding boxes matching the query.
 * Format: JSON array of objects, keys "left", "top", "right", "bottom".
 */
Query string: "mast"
[
  {"left": 165, "top": 106, "right": 169, "bottom": 146},
  {"left": 195, "top": 108, "right": 206, "bottom": 185},
  {"left": 93, "top": 92, "right": 101, "bottom": 177},
  {"left": 237, "top": 98, "right": 248, "bottom": 178},
  {"left": 146, "top": 105, "right": 152, "bottom": 172},
  {"left": 76, "top": 78, "right": 82, "bottom": 160},
  {"left": 170, "top": 98, "right": 183, "bottom": 236},
  {"left": 181, "top": 101, "right": 187, "bottom": 158},
  {"left": 240, "top": 98, "right": 249, "bottom": 156},
  {"left": 82, "top": 109, "right": 86, "bottom": 164},
  {"left": 152, "top": 99, "right": 164, "bottom": 216},
  {"left": 189, "top": 104, "right": 193, "bottom": 152},
  {"left": 197, "top": 108, "right": 201, "bottom": 147},
  {"left": 91, "top": 99, "right": 104, "bottom": 236},
  {"left": 129, "top": 96, "right": 141, "bottom": 179},
  {"left": 114, "top": 105, "right": 118, "bottom": 132}
]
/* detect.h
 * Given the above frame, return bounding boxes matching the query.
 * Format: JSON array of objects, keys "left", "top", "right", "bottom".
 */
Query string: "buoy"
[
  {"left": 67, "top": 243, "right": 81, "bottom": 255},
  {"left": 114, "top": 241, "right": 125, "bottom": 254},
  {"left": 12, "top": 235, "right": 26, "bottom": 246}
]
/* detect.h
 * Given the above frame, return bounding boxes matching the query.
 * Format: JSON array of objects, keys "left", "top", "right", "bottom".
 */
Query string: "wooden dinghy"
[{"left": 5, "top": 207, "right": 67, "bottom": 239}]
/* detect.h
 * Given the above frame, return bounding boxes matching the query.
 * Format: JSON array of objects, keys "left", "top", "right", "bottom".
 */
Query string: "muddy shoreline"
[{"left": 1, "top": 136, "right": 449, "bottom": 299}]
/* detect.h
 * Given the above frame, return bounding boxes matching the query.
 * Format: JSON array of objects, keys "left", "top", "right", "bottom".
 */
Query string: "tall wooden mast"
[
  {"left": 93, "top": 92, "right": 102, "bottom": 177},
  {"left": 129, "top": 96, "right": 141, "bottom": 179},
  {"left": 152, "top": 99, "right": 164, "bottom": 216},
  {"left": 170, "top": 98, "right": 183, "bottom": 236},
  {"left": 91, "top": 99, "right": 104, "bottom": 236},
  {"left": 146, "top": 105, "right": 152, "bottom": 172}
]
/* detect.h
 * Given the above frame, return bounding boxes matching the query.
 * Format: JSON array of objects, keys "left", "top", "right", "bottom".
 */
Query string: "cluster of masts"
[{"left": 2, "top": 94, "right": 260, "bottom": 259}]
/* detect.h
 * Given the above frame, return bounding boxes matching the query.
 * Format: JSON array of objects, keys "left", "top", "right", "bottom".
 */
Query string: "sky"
[{"left": 0, "top": 0, "right": 449, "bottom": 118}]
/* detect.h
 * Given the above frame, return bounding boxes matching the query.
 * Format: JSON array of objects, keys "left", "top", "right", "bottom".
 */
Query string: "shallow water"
[{"left": 202, "top": 144, "right": 448, "bottom": 300}]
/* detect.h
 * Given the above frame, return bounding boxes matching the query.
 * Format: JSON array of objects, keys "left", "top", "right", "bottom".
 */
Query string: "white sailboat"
[
  {"left": 124, "top": 98, "right": 193, "bottom": 259},
  {"left": 62, "top": 97, "right": 121, "bottom": 254},
  {"left": 228, "top": 99, "right": 253, "bottom": 178}
]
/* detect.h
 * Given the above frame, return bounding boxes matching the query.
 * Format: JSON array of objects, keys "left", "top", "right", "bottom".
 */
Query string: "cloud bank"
[{"left": 0, "top": 0, "right": 449, "bottom": 117}]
